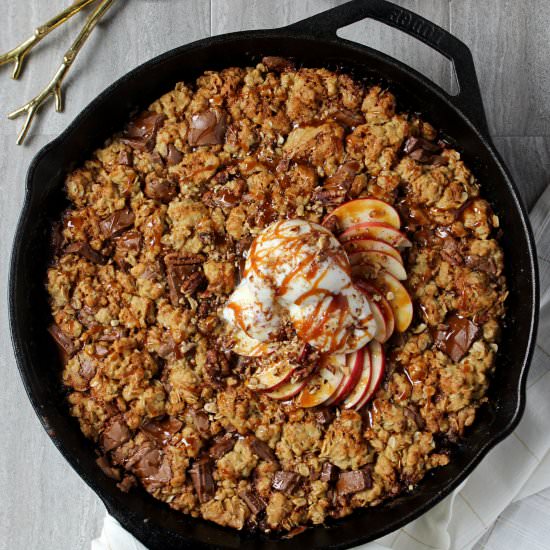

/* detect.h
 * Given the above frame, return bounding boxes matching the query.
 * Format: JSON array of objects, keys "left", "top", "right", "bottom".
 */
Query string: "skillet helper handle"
[{"left": 285, "top": 0, "right": 490, "bottom": 137}]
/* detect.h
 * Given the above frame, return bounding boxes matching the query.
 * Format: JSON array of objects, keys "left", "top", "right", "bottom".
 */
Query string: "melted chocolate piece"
[
  {"left": 78, "top": 354, "right": 97, "bottom": 382},
  {"left": 188, "top": 108, "right": 227, "bottom": 146},
  {"left": 99, "top": 326, "right": 128, "bottom": 342},
  {"left": 271, "top": 471, "right": 301, "bottom": 493},
  {"left": 247, "top": 437, "right": 278, "bottom": 463},
  {"left": 99, "top": 208, "right": 135, "bottom": 239},
  {"left": 118, "top": 150, "right": 133, "bottom": 166},
  {"left": 131, "top": 448, "right": 163, "bottom": 479},
  {"left": 166, "top": 143, "right": 183, "bottom": 166},
  {"left": 164, "top": 253, "right": 206, "bottom": 306},
  {"left": 190, "top": 409, "right": 210, "bottom": 437},
  {"left": 403, "top": 136, "right": 440, "bottom": 154},
  {"left": 101, "top": 417, "right": 131, "bottom": 452},
  {"left": 141, "top": 416, "right": 183, "bottom": 445},
  {"left": 144, "top": 177, "right": 178, "bottom": 203},
  {"left": 336, "top": 468, "right": 372, "bottom": 496},
  {"left": 240, "top": 490, "right": 266, "bottom": 515},
  {"left": 320, "top": 462, "right": 338, "bottom": 483},
  {"left": 48, "top": 323, "right": 77, "bottom": 358},
  {"left": 189, "top": 459, "right": 216, "bottom": 503},
  {"left": 64, "top": 242, "right": 106, "bottom": 264},
  {"left": 432, "top": 314, "right": 480, "bottom": 362},
  {"left": 332, "top": 108, "right": 365, "bottom": 128},
  {"left": 261, "top": 56, "right": 295, "bottom": 72},
  {"left": 209, "top": 434, "right": 237, "bottom": 459},
  {"left": 122, "top": 111, "right": 166, "bottom": 152}
]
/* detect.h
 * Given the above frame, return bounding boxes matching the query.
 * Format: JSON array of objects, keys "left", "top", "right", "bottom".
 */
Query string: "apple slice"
[
  {"left": 266, "top": 376, "right": 310, "bottom": 400},
  {"left": 355, "top": 283, "right": 387, "bottom": 343},
  {"left": 231, "top": 328, "right": 276, "bottom": 357},
  {"left": 343, "top": 238, "right": 403, "bottom": 264},
  {"left": 355, "top": 341, "right": 386, "bottom": 410},
  {"left": 324, "top": 198, "right": 401, "bottom": 230},
  {"left": 325, "top": 350, "right": 364, "bottom": 406},
  {"left": 357, "top": 281, "right": 395, "bottom": 341},
  {"left": 373, "top": 272, "right": 413, "bottom": 333},
  {"left": 350, "top": 250, "right": 407, "bottom": 281},
  {"left": 294, "top": 356, "right": 345, "bottom": 408},
  {"left": 342, "top": 346, "right": 372, "bottom": 409},
  {"left": 340, "top": 222, "right": 412, "bottom": 249},
  {"left": 247, "top": 358, "right": 298, "bottom": 392}
]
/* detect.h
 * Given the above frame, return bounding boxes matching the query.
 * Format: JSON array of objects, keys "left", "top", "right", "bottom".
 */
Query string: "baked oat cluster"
[{"left": 46, "top": 56, "right": 507, "bottom": 534}]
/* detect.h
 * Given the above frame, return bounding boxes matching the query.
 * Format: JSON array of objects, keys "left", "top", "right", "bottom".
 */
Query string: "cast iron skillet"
[{"left": 9, "top": 0, "right": 539, "bottom": 548}]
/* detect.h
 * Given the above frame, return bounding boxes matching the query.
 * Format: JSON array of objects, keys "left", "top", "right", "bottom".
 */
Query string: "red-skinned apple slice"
[
  {"left": 373, "top": 272, "right": 413, "bottom": 333},
  {"left": 350, "top": 250, "right": 407, "bottom": 280},
  {"left": 355, "top": 283, "right": 387, "bottom": 343},
  {"left": 294, "top": 356, "right": 345, "bottom": 408},
  {"left": 231, "top": 328, "right": 276, "bottom": 357},
  {"left": 343, "top": 238, "right": 403, "bottom": 264},
  {"left": 355, "top": 341, "right": 385, "bottom": 410},
  {"left": 342, "top": 346, "right": 372, "bottom": 409},
  {"left": 340, "top": 222, "right": 412, "bottom": 249},
  {"left": 357, "top": 281, "right": 395, "bottom": 341},
  {"left": 323, "top": 198, "right": 401, "bottom": 230},
  {"left": 247, "top": 358, "right": 298, "bottom": 392},
  {"left": 266, "top": 376, "right": 310, "bottom": 400},
  {"left": 325, "top": 350, "right": 364, "bottom": 406}
]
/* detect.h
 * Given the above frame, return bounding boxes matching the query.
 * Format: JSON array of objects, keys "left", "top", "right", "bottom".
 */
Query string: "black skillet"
[{"left": 9, "top": 0, "right": 539, "bottom": 548}]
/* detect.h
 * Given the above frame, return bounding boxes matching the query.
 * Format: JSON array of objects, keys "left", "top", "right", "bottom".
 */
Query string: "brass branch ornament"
[{"left": 1, "top": 0, "right": 116, "bottom": 145}]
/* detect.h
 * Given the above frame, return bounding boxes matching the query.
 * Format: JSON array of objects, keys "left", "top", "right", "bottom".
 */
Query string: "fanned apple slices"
[{"left": 240, "top": 197, "right": 413, "bottom": 410}]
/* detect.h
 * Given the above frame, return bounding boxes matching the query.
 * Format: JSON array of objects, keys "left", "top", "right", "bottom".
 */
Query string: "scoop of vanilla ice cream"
[{"left": 224, "top": 219, "right": 375, "bottom": 353}]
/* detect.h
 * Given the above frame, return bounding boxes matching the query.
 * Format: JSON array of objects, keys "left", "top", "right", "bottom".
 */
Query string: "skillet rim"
[{"left": 8, "top": 26, "right": 539, "bottom": 550}]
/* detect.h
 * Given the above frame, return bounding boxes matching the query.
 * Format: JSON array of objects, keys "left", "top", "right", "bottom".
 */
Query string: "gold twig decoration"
[
  {"left": 7, "top": 0, "right": 116, "bottom": 145},
  {"left": 0, "top": 0, "right": 98, "bottom": 80}
]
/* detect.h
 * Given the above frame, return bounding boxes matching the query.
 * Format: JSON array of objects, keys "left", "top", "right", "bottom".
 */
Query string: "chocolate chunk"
[
  {"left": 164, "top": 253, "right": 205, "bottom": 306},
  {"left": 144, "top": 176, "right": 178, "bottom": 203},
  {"left": 188, "top": 108, "right": 227, "bottom": 146},
  {"left": 403, "top": 136, "right": 440, "bottom": 154},
  {"left": 336, "top": 469, "right": 372, "bottom": 496},
  {"left": 262, "top": 56, "right": 295, "bottom": 72},
  {"left": 96, "top": 455, "right": 121, "bottom": 480},
  {"left": 314, "top": 408, "right": 334, "bottom": 426},
  {"left": 430, "top": 155, "right": 448, "bottom": 167},
  {"left": 432, "top": 314, "right": 480, "bottom": 362},
  {"left": 272, "top": 471, "right": 301, "bottom": 494},
  {"left": 64, "top": 242, "right": 106, "bottom": 264},
  {"left": 247, "top": 437, "right": 278, "bottom": 463},
  {"left": 189, "top": 459, "right": 216, "bottom": 503},
  {"left": 147, "top": 458, "right": 172, "bottom": 486},
  {"left": 190, "top": 409, "right": 210, "bottom": 437},
  {"left": 117, "top": 474, "right": 137, "bottom": 492},
  {"left": 78, "top": 354, "right": 97, "bottom": 382},
  {"left": 320, "top": 462, "right": 338, "bottom": 483},
  {"left": 157, "top": 337, "right": 179, "bottom": 360},
  {"left": 122, "top": 111, "right": 166, "bottom": 152},
  {"left": 209, "top": 433, "right": 237, "bottom": 459},
  {"left": 464, "top": 254, "right": 498, "bottom": 276},
  {"left": 440, "top": 237, "right": 464, "bottom": 267},
  {"left": 166, "top": 143, "right": 183, "bottom": 166},
  {"left": 325, "top": 161, "right": 360, "bottom": 192},
  {"left": 100, "top": 208, "right": 135, "bottom": 238},
  {"left": 239, "top": 489, "right": 266, "bottom": 515},
  {"left": 115, "top": 230, "right": 142, "bottom": 253},
  {"left": 48, "top": 323, "right": 77, "bottom": 358},
  {"left": 101, "top": 417, "right": 131, "bottom": 452},
  {"left": 332, "top": 108, "right": 365, "bottom": 128},
  {"left": 141, "top": 416, "right": 183, "bottom": 445},
  {"left": 131, "top": 448, "right": 163, "bottom": 479},
  {"left": 408, "top": 148, "right": 435, "bottom": 163}
]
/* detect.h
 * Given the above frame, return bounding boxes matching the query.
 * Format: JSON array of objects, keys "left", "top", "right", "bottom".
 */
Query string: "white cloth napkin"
[{"left": 92, "top": 186, "right": 550, "bottom": 550}]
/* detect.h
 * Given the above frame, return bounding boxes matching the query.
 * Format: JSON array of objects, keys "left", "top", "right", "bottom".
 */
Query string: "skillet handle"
[{"left": 285, "top": 0, "right": 490, "bottom": 137}]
